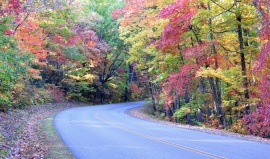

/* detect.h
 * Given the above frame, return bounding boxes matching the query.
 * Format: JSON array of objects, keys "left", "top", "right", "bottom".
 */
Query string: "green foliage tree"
[{"left": 0, "top": 17, "right": 32, "bottom": 111}]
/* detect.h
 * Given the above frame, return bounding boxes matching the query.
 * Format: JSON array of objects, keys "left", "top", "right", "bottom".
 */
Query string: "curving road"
[{"left": 54, "top": 101, "right": 270, "bottom": 159}]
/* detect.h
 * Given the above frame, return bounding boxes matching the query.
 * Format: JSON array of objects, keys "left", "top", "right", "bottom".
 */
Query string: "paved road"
[{"left": 54, "top": 101, "right": 270, "bottom": 159}]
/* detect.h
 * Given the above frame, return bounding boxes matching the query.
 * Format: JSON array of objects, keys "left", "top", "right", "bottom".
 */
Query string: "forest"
[{"left": 0, "top": 0, "right": 269, "bottom": 138}]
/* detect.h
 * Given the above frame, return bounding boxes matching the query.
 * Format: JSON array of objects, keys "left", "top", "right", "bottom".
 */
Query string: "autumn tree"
[
  {"left": 82, "top": 0, "right": 127, "bottom": 103},
  {"left": 242, "top": 0, "right": 270, "bottom": 138},
  {"left": 0, "top": 0, "right": 33, "bottom": 110}
]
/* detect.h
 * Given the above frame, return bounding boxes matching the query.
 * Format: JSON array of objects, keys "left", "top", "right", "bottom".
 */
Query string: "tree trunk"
[
  {"left": 99, "top": 74, "right": 106, "bottom": 104},
  {"left": 184, "top": 90, "right": 190, "bottom": 103},
  {"left": 124, "top": 63, "right": 135, "bottom": 102},
  {"left": 124, "top": 84, "right": 129, "bottom": 102},
  {"left": 207, "top": 3, "right": 226, "bottom": 128},
  {"left": 175, "top": 95, "right": 180, "bottom": 110},
  {"left": 170, "top": 106, "right": 174, "bottom": 116},
  {"left": 148, "top": 82, "right": 156, "bottom": 112},
  {"left": 124, "top": 64, "right": 129, "bottom": 102},
  {"left": 187, "top": 113, "right": 192, "bottom": 125},
  {"left": 101, "top": 92, "right": 105, "bottom": 104},
  {"left": 208, "top": 77, "right": 225, "bottom": 127},
  {"left": 236, "top": 13, "right": 249, "bottom": 99}
]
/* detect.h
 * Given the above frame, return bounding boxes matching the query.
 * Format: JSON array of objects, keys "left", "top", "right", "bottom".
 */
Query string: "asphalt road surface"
[{"left": 54, "top": 101, "right": 270, "bottom": 159}]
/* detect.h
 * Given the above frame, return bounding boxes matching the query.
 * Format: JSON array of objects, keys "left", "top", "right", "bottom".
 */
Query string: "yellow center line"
[{"left": 94, "top": 111, "right": 228, "bottom": 159}]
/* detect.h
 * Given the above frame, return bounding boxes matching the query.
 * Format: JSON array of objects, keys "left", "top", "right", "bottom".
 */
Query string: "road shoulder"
[{"left": 127, "top": 105, "right": 270, "bottom": 144}]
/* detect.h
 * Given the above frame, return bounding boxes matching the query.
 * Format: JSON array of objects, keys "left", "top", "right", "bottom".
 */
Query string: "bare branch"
[
  {"left": 14, "top": 12, "right": 30, "bottom": 33},
  {"left": 210, "top": 0, "right": 236, "bottom": 14}
]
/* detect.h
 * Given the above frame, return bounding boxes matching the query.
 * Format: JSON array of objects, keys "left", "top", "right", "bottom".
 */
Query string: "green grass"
[{"left": 39, "top": 113, "right": 75, "bottom": 159}]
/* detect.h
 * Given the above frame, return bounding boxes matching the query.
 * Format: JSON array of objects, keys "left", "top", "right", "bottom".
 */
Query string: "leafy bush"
[
  {"left": 204, "top": 114, "right": 223, "bottom": 129},
  {"left": 243, "top": 104, "right": 270, "bottom": 138},
  {"left": 174, "top": 100, "right": 200, "bottom": 123},
  {"left": 61, "top": 79, "right": 95, "bottom": 102},
  {"left": 0, "top": 93, "right": 12, "bottom": 112},
  {"left": 11, "top": 83, "right": 67, "bottom": 109},
  {"left": 12, "top": 86, "right": 54, "bottom": 109},
  {"left": 66, "top": 92, "right": 88, "bottom": 102},
  {"left": 229, "top": 119, "right": 247, "bottom": 134},
  {"left": 154, "top": 111, "right": 165, "bottom": 119},
  {"left": 174, "top": 107, "right": 189, "bottom": 119},
  {"left": 47, "top": 84, "right": 66, "bottom": 103}
]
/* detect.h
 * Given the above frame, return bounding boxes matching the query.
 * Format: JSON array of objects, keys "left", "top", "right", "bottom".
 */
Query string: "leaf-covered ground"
[{"left": 0, "top": 102, "right": 85, "bottom": 158}]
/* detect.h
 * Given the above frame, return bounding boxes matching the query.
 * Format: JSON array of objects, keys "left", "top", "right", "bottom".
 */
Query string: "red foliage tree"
[
  {"left": 163, "top": 64, "right": 199, "bottom": 106},
  {"left": 251, "top": 0, "right": 270, "bottom": 106},
  {"left": 1, "top": 0, "right": 26, "bottom": 35},
  {"left": 111, "top": 0, "right": 145, "bottom": 26},
  {"left": 4, "top": 0, "right": 23, "bottom": 16},
  {"left": 157, "top": 0, "right": 197, "bottom": 54},
  {"left": 16, "top": 17, "right": 48, "bottom": 66}
]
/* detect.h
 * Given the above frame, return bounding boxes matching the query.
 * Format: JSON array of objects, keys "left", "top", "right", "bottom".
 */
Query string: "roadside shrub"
[
  {"left": 12, "top": 84, "right": 32, "bottom": 109},
  {"left": 12, "top": 86, "right": 51, "bottom": 109},
  {"left": 66, "top": 92, "right": 88, "bottom": 102},
  {"left": 61, "top": 79, "right": 94, "bottom": 102},
  {"left": 34, "top": 88, "right": 54, "bottom": 104},
  {"left": 154, "top": 111, "right": 165, "bottom": 119},
  {"left": 47, "top": 84, "right": 66, "bottom": 103},
  {"left": 229, "top": 119, "right": 247, "bottom": 134},
  {"left": 174, "top": 107, "right": 189, "bottom": 119},
  {"left": 0, "top": 93, "right": 12, "bottom": 112},
  {"left": 143, "top": 100, "right": 155, "bottom": 115},
  {"left": 204, "top": 115, "right": 220, "bottom": 129},
  {"left": 11, "top": 84, "right": 66, "bottom": 109},
  {"left": 243, "top": 104, "right": 270, "bottom": 138}
]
